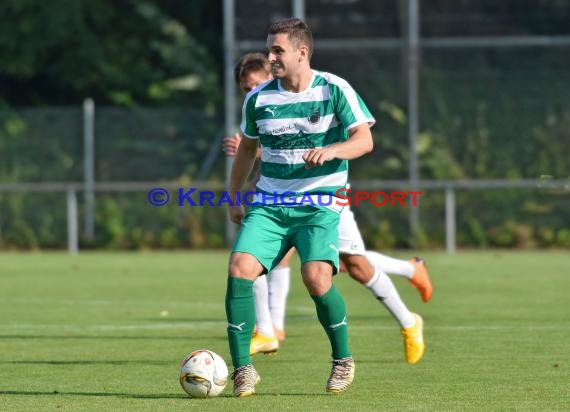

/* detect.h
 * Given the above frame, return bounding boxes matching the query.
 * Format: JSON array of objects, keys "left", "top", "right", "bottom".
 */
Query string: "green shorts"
[{"left": 232, "top": 205, "right": 340, "bottom": 274}]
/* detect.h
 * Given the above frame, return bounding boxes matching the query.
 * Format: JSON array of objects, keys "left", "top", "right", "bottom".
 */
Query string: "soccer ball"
[{"left": 179, "top": 350, "right": 228, "bottom": 398}]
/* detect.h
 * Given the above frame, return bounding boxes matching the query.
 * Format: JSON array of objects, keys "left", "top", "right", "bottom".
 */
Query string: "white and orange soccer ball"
[{"left": 179, "top": 350, "right": 228, "bottom": 398}]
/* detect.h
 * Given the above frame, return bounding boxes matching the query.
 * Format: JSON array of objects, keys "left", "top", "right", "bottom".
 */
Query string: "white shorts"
[{"left": 338, "top": 207, "right": 366, "bottom": 255}]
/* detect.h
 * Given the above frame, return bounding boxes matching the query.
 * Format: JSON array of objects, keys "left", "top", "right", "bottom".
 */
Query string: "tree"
[{"left": 0, "top": 0, "right": 222, "bottom": 108}]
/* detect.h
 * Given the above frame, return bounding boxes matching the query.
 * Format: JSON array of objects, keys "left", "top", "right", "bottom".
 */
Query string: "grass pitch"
[{"left": 0, "top": 250, "right": 568, "bottom": 411}]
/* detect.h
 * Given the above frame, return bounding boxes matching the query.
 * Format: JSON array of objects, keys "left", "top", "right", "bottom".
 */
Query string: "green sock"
[
  {"left": 311, "top": 285, "right": 352, "bottom": 360},
  {"left": 225, "top": 276, "right": 255, "bottom": 368}
]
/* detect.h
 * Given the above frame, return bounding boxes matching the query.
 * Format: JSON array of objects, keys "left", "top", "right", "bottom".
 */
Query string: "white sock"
[
  {"left": 253, "top": 275, "right": 274, "bottom": 337},
  {"left": 267, "top": 266, "right": 290, "bottom": 331},
  {"left": 366, "top": 251, "right": 415, "bottom": 279},
  {"left": 365, "top": 268, "right": 415, "bottom": 328}
]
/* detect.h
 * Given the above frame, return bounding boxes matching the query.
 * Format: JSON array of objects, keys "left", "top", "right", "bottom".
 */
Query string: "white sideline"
[{"left": 0, "top": 323, "right": 567, "bottom": 333}]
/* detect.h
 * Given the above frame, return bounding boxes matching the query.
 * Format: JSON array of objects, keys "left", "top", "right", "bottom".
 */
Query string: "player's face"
[
  {"left": 239, "top": 70, "right": 272, "bottom": 94},
  {"left": 266, "top": 33, "right": 302, "bottom": 79}
]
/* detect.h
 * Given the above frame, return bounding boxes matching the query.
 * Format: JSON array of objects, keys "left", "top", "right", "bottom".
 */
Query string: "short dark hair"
[
  {"left": 233, "top": 53, "right": 271, "bottom": 85},
  {"left": 268, "top": 18, "right": 313, "bottom": 58}
]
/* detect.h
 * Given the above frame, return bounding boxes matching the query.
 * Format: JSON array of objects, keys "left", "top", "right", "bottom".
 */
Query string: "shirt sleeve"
[
  {"left": 240, "top": 92, "right": 260, "bottom": 139},
  {"left": 331, "top": 81, "right": 375, "bottom": 132}
]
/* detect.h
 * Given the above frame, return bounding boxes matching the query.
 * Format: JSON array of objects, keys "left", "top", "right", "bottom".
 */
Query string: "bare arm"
[
  {"left": 223, "top": 133, "right": 262, "bottom": 159},
  {"left": 228, "top": 137, "right": 259, "bottom": 224},
  {"left": 302, "top": 123, "right": 373, "bottom": 168}
]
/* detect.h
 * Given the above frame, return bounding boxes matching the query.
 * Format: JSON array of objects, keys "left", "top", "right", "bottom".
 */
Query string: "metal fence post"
[
  {"left": 407, "top": 0, "right": 420, "bottom": 246},
  {"left": 67, "top": 189, "right": 79, "bottom": 254},
  {"left": 223, "top": 0, "right": 237, "bottom": 246},
  {"left": 292, "top": 0, "right": 305, "bottom": 20},
  {"left": 83, "top": 98, "right": 95, "bottom": 240},
  {"left": 445, "top": 187, "right": 456, "bottom": 254}
]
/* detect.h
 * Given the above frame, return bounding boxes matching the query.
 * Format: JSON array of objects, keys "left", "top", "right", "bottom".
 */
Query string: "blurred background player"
[
  {"left": 225, "top": 53, "right": 293, "bottom": 357},
  {"left": 225, "top": 52, "right": 433, "bottom": 364}
]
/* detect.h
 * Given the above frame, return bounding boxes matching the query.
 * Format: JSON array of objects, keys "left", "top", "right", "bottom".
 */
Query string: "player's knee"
[
  {"left": 228, "top": 252, "right": 262, "bottom": 280},
  {"left": 301, "top": 261, "right": 333, "bottom": 295}
]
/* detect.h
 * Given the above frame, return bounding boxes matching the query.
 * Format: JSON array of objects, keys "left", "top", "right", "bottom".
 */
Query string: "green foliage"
[
  {"left": 0, "top": 193, "right": 68, "bottom": 249},
  {"left": 0, "top": 107, "right": 82, "bottom": 182},
  {"left": 0, "top": 0, "right": 221, "bottom": 108},
  {"left": 88, "top": 193, "right": 227, "bottom": 250},
  {"left": 369, "top": 220, "right": 398, "bottom": 250}
]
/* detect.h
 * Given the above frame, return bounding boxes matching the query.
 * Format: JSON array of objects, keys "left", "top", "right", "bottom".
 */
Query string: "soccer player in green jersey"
[
  {"left": 225, "top": 18, "right": 374, "bottom": 397},
  {"left": 226, "top": 53, "right": 430, "bottom": 365}
]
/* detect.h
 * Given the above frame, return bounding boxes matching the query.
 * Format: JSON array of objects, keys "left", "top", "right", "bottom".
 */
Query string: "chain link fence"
[{"left": 1, "top": 0, "right": 569, "bottom": 250}]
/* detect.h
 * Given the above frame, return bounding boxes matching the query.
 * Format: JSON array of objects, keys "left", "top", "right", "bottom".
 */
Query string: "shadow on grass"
[
  {"left": 0, "top": 335, "right": 227, "bottom": 341},
  {"left": 0, "top": 390, "right": 189, "bottom": 399},
  {"left": 0, "top": 390, "right": 319, "bottom": 398},
  {"left": 0, "top": 360, "right": 171, "bottom": 365}
]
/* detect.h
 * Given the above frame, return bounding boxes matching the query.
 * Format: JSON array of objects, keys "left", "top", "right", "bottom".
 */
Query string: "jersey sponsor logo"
[
  {"left": 269, "top": 124, "right": 296, "bottom": 135},
  {"left": 270, "top": 131, "right": 315, "bottom": 149}
]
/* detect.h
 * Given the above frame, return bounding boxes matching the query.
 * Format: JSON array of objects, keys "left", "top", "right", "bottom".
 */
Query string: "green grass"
[{"left": 0, "top": 251, "right": 568, "bottom": 411}]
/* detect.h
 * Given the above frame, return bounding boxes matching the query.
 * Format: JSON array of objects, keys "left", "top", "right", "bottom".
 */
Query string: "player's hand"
[
  {"left": 228, "top": 204, "right": 245, "bottom": 224},
  {"left": 223, "top": 133, "right": 242, "bottom": 157},
  {"left": 302, "top": 147, "right": 337, "bottom": 169}
]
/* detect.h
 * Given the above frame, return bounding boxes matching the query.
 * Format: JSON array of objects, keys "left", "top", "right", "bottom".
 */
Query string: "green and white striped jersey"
[{"left": 240, "top": 70, "right": 375, "bottom": 206}]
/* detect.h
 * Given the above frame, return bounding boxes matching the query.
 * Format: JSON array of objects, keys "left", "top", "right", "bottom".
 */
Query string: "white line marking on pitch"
[{"left": 1, "top": 323, "right": 568, "bottom": 333}]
